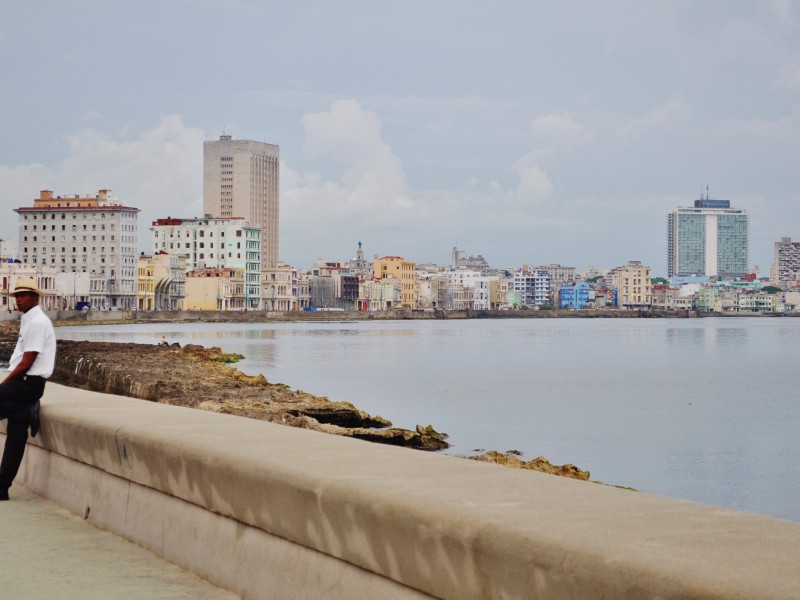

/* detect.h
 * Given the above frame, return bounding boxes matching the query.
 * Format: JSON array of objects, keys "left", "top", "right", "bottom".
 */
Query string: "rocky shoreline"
[{"left": 0, "top": 322, "right": 590, "bottom": 480}]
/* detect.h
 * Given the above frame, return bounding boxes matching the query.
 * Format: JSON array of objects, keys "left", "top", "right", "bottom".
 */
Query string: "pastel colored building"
[
  {"left": 151, "top": 216, "right": 262, "bottom": 310},
  {"left": 559, "top": 282, "right": 591, "bottom": 309},
  {"left": 185, "top": 267, "right": 245, "bottom": 311},
  {"left": 373, "top": 256, "right": 417, "bottom": 309},
  {"left": 612, "top": 261, "right": 652, "bottom": 308}
]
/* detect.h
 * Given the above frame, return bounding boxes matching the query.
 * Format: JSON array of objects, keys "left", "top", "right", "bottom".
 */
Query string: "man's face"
[{"left": 13, "top": 292, "right": 38, "bottom": 313}]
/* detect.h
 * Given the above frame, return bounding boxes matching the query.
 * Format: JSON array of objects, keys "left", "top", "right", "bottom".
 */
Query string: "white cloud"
[
  {"left": 280, "top": 100, "right": 564, "bottom": 263},
  {"left": 0, "top": 116, "right": 205, "bottom": 248},
  {"left": 284, "top": 100, "right": 418, "bottom": 227},
  {"left": 530, "top": 113, "right": 594, "bottom": 149},
  {"left": 616, "top": 100, "right": 688, "bottom": 141},
  {"left": 511, "top": 153, "right": 555, "bottom": 205}
]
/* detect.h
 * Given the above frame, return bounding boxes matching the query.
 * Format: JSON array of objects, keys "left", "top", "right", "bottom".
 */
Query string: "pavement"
[{"left": 0, "top": 485, "right": 238, "bottom": 600}]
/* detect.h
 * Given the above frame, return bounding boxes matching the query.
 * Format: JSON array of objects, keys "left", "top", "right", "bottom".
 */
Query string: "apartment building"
[
  {"left": 769, "top": 237, "right": 800, "bottom": 291},
  {"left": 151, "top": 216, "right": 262, "bottom": 310},
  {"left": 203, "top": 135, "right": 279, "bottom": 270},
  {"left": 373, "top": 256, "right": 417, "bottom": 309},
  {"left": 612, "top": 261, "right": 652, "bottom": 308},
  {"left": 512, "top": 271, "right": 551, "bottom": 307},
  {"left": 15, "top": 189, "right": 140, "bottom": 309}
]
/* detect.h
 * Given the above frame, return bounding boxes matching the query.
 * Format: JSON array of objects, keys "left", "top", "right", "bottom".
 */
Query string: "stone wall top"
[{"left": 20, "top": 384, "right": 800, "bottom": 600}]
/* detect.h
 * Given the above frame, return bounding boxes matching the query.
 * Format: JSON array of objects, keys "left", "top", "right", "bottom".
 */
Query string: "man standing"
[{"left": 0, "top": 277, "right": 56, "bottom": 501}]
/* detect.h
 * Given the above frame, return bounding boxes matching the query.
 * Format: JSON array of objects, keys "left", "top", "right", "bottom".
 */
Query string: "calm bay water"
[{"left": 56, "top": 318, "right": 800, "bottom": 522}]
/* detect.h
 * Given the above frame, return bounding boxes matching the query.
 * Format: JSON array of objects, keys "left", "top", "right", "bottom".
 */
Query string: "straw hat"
[{"left": 10, "top": 276, "right": 44, "bottom": 297}]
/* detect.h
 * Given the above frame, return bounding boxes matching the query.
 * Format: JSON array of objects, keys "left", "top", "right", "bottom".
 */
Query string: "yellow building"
[
  {"left": 185, "top": 268, "right": 244, "bottom": 311},
  {"left": 612, "top": 261, "right": 652, "bottom": 308},
  {"left": 372, "top": 256, "right": 417, "bottom": 309},
  {"left": 137, "top": 252, "right": 186, "bottom": 310},
  {"left": 136, "top": 255, "right": 156, "bottom": 310},
  {"left": 489, "top": 279, "right": 509, "bottom": 309}
]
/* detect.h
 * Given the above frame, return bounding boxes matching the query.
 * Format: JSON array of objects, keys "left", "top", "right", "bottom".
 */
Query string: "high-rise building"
[
  {"left": 203, "top": 135, "right": 279, "bottom": 270},
  {"left": 667, "top": 197, "right": 749, "bottom": 279},
  {"left": 769, "top": 237, "right": 800, "bottom": 290},
  {"left": 15, "top": 189, "right": 140, "bottom": 309}
]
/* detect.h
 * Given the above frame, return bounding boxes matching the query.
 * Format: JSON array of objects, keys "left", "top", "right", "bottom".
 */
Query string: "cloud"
[
  {"left": 777, "top": 63, "right": 800, "bottom": 93},
  {"left": 720, "top": 115, "right": 798, "bottom": 138},
  {"left": 284, "top": 100, "right": 418, "bottom": 228},
  {"left": 511, "top": 153, "right": 555, "bottom": 205},
  {"left": 281, "top": 99, "right": 562, "bottom": 263},
  {"left": 0, "top": 115, "right": 205, "bottom": 249},
  {"left": 616, "top": 100, "right": 688, "bottom": 141},
  {"left": 530, "top": 113, "right": 594, "bottom": 149}
]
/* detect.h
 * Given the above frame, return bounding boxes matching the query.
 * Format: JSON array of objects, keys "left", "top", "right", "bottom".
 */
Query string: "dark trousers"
[{"left": 0, "top": 377, "right": 46, "bottom": 491}]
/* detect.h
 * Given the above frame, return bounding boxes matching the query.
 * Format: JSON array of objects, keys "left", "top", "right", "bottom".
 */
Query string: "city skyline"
[{"left": 1, "top": 2, "right": 799, "bottom": 275}]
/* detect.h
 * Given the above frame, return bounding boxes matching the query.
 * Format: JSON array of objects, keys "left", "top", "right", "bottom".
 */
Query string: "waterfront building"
[
  {"left": 697, "top": 287, "right": 719, "bottom": 312},
  {"left": 769, "top": 236, "right": 800, "bottom": 291},
  {"left": 307, "top": 275, "right": 337, "bottom": 309},
  {"left": 512, "top": 271, "right": 551, "bottom": 307},
  {"left": 54, "top": 271, "right": 91, "bottom": 310},
  {"left": 295, "top": 272, "right": 310, "bottom": 310},
  {"left": 667, "top": 196, "right": 749, "bottom": 279},
  {"left": 558, "top": 282, "right": 591, "bottom": 309},
  {"left": 489, "top": 278, "right": 510, "bottom": 309},
  {"left": 784, "top": 291, "right": 800, "bottom": 311},
  {"left": 359, "top": 277, "right": 401, "bottom": 311},
  {"left": 739, "top": 292, "right": 776, "bottom": 313},
  {"left": 15, "top": 189, "right": 140, "bottom": 309},
  {"left": 151, "top": 216, "right": 262, "bottom": 310},
  {"left": 651, "top": 284, "right": 677, "bottom": 309},
  {"left": 1, "top": 264, "right": 58, "bottom": 311},
  {"left": 611, "top": 261, "right": 652, "bottom": 308},
  {"left": 416, "top": 277, "right": 441, "bottom": 310},
  {"left": 184, "top": 267, "right": 245, "bottom": 311},
  {"left": 373, "top": 256, "right": 417, "bottom": 309},
  {"left": 136, "top": 252, "right": 186, "bottom": 311},
  {"left": 203, "top": 135, "right": 279, "bottom": 270},
  {"left": 262, "top": 263, "right": 297, "bottom": 311}
]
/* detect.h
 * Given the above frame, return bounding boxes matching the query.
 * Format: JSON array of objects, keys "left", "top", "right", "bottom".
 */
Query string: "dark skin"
[{"left": 3, "top": 292, "right": 40, "bottom": 383}]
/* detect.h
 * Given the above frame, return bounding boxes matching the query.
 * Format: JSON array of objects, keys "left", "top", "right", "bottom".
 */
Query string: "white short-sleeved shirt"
[{"left": 9, "top": 304, "right": 56, "bottom": 379}]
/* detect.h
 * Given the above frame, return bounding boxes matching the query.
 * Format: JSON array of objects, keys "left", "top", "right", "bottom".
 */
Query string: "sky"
[{"left": 1, "top": 1, "right": 799, "bottom": 276}]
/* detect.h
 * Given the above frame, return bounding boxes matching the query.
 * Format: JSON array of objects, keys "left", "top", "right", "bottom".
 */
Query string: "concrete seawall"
[{"left": 5, "top": 384, "right": 800, "bottom": 599}]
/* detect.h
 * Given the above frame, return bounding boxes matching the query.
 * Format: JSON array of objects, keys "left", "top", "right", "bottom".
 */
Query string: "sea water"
[{"left": 56, "top": 317, "right": 800, "bottom": 522}]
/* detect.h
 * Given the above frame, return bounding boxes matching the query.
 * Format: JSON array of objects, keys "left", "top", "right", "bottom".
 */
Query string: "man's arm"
[{"left": 3, "top": 351, "right": 39, "bottom": 383}]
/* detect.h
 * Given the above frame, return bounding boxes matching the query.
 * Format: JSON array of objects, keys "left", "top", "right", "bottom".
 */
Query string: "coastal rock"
[
  {"left": 23, "top": 337, "right": 451, "bottom": 451},
  {"left": 468, "top": 451, "right": 590, "bottom": 480}
]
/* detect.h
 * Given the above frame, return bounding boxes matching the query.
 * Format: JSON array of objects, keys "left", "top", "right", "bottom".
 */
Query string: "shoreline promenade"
[{"left": 0, "top": 486, "right": 236, "bottom": 599}]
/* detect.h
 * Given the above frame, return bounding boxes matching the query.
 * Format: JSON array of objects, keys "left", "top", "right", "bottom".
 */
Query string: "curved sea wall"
[{"left": 7, "top": 383, "right": 800, "bottom": 600}]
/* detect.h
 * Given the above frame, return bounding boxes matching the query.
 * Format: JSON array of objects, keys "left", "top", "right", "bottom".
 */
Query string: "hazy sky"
[{"left": 2, "top": 1, "right": 798, "bottom": 275}]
